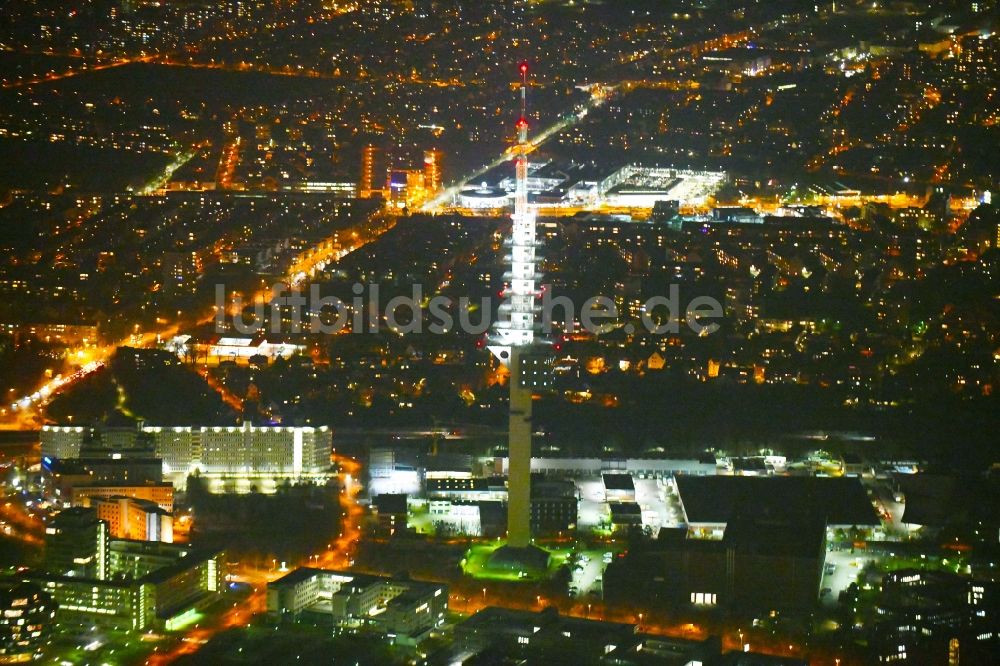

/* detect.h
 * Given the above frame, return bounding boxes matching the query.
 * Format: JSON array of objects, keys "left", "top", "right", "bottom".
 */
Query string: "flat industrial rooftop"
[{"left": 675, "top": 475, "right": 880, "bottom": 526}]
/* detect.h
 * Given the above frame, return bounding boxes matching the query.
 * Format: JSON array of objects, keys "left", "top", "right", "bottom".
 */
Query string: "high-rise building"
[
  {"left": 95, "top": 496, "right": 173, "bottom": 543},
  {"left": 44, "top": 424, "right": 334, "bottom": 493},
  {"left": 44, "top": 507, "right": 108, "bottom": 581},
  {"left": 41, "top": 424, "right": 157, "bottom": 461},
  {"left": 360, "top": 145, "right": 383, "bottom": 198},
  {"left": 71, "top": 482, "right": 175, "bottom": 512},
  {"left": 423, "top": 149, "right": 443, "bottom": 194},
  {"left": 143, "top": 424, "right": 331, "bottom": 478},
  {"left": 40, "top": 425, "right": 87, "bottom": 460}
]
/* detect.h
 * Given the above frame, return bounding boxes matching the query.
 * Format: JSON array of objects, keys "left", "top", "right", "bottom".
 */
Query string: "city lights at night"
[{"left": 0, "top": 1, "right": 996, "bottom": 665}]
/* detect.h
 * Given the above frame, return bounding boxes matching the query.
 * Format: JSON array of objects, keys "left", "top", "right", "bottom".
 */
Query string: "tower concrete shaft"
[{"left": 506, "top": 348, "right": 533, "bottom": 548}]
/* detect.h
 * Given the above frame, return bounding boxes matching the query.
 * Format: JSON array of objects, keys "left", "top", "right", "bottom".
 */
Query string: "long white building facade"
[
  {"left": 144, "top": 424, "right": 331, "bottom": 478},
  {"left": 42, "top": 423, "right": 333, "bottom": 491}
]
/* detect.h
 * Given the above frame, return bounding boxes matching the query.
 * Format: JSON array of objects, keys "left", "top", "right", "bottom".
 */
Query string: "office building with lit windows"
[
  {"left": 43, "top": 507, "right": 108, "bottom": 581},
  {"left": 24, "top": 541, "right": 224, "bottom": 631},
  {"left": 41, "top": 424, "right": 156, "bottom": 461},
  {"left": 453, "top": 607, "right": 719, "bottom": 664},
  {"left": 142, "top": 424, "right": 332, "bottom": 488},
  {"left": 71, "top": 482, "right": 175, "bottom": 512},
  {"left": 42, "top": 423, "right": 333, "bottom": 493},
  {"left": 95, "top": 497, "right": 173, "bottom": 543},
  {"left": 0, "top": 582, "right": 55, "bottom": 663},
  {"left": 43, "top": 456, "right": 164, "bottom": 499},
  {"left": 40, "top": 425, "right": 87, "bottom": 460},
  {"left": 268, "top": 569, "right": 447, "bottom": 645}
]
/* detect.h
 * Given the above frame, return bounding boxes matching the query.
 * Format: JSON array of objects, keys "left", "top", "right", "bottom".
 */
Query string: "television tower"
[{"left": 488, "top": 62, "right": 547, "bottom": 551}]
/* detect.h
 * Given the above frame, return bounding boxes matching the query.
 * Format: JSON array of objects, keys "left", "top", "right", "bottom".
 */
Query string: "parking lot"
[
  {"left": 575, "top": 476, "right": 682, "bottom": 537},
  {"left": 567, "top": 549, "right": 618, "bottom": 599},
  {"left": 821, "top": 548, "right": 881, "bottom": 607}
]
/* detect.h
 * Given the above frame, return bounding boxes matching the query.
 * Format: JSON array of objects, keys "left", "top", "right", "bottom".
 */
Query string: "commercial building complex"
[
  {"left": 31, "top": 507, "right": 223, "bottom": 631},
  {"left": 603, "top": 475, "right": 884, "bottom": 611},
  {"left": 606, "top": 514, "right": 828, "bottom": 611},
  {"left": 267, "top": 569, "right": 447, "bottom": 645},
  {"left": 146, "top": 423, "right": 331, "bottom": 479},
  {"left": 42, "top": 423, "right": 334, "bottom": 491},
  {"left": 26, "top": 538, "right": 224, "bottom": 632},
  {"left": 674, "top": 475, "right": 881, "bottom": 538},
  {"left": 40, "top": 424, "right": 156, "bottom": 460},
  {"left": 492, "top": 456, "right": 719, "bottom": 478},
  {"left": 455, "top": 161, "right": 726, "bottom": 210},
  {"left": 452, "top": 607, "right": 723, "bottom": 665}
]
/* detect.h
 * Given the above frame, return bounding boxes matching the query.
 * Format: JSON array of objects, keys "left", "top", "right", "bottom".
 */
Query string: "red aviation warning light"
[{"left": 519, "top": 61, "right": 529, "bottom": 75}]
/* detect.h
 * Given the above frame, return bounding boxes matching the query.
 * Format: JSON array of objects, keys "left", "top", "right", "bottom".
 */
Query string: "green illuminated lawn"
[
  {"left": 460, "top": 542, "right": 573, "bottom": 582},
  {"left": 165, "top": 608, "right": 203, "bottom": 631},
  {"left": 46, "top": 631, "right": 161, "bottom": 666},
  {"left": 876, "top": 553, "right": 967, "bottom": 575}
]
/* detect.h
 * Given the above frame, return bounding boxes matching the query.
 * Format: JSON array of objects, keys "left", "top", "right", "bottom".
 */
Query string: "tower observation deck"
[{"left": 491, "top": 62, "right": 540, "bottom": 352}]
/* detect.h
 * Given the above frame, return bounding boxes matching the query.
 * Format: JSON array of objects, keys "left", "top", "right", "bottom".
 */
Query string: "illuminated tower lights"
[
  {"left": 491, "top": 62, "right": 541, "bottom": 352},
  {"left": 487, "top": 63, "right": 548, "bottom": 555}
]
